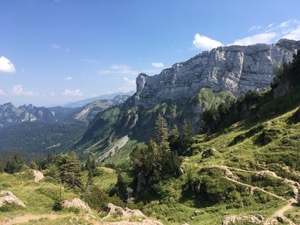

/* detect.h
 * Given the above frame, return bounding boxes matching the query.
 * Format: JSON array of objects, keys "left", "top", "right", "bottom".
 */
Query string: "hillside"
[
  {"left": 1, "top": 64, "right": 300, "bottom": 224},
  {"left": 75, "top": 39, "right": 300, "bottom": 158},
  {"left": 1, "top": 43, "right": 300, "bottom": 225},
  {"left": 0, "top": 95, "right": 130, "bottom": 161}
]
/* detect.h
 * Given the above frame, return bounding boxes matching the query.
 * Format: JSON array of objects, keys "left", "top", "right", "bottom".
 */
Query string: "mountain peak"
[{"left": 134, "top": 39, "right": 300, "bottom": 108}]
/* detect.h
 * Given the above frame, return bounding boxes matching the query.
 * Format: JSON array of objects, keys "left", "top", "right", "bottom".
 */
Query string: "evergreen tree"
[
  {"left": 154, "top": 114, "right": 170, "bottom": 151},
  {"left": 4, "top": 153, "right": 24, "bottom": 174},
  {"left": 55, "top": 152, "right": 82, "bottom": 188}
]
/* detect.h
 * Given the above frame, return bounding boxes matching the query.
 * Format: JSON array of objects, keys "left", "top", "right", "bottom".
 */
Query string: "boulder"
[
  {"left": 0, "top": 190, "right": 26, "bottom": 208},
  {"left": 32, "top": 169, "right": 44, "bottom": 183},
  {"left": 63, "top": 198, "right": 90, "bottom": 212}
]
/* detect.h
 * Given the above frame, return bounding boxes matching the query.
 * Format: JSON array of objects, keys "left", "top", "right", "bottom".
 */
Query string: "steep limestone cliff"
[{"left": 134, "top": 39, "right": 300, "bottom": 108}]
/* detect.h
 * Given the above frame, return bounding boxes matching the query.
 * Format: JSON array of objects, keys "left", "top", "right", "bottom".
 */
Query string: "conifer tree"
[{"left": 154, "top": 114, "right": 170, "bottom": 151}]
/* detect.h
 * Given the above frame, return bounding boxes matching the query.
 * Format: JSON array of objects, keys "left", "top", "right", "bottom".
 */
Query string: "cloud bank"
[
  {"left": 0, "top": 56, "right": 16, "bottom": 73},
  {"left": 11, "top": 85, "right": 38, "bottom": 96},
  {"left": 193, "top": 19, "right": 300, "bottom": 51},
  {"left": 151, "top": 62, "right": 164, "bottom": 69},
  {"left": 193, "top": 33, "right": 223, "bottom": 51}
]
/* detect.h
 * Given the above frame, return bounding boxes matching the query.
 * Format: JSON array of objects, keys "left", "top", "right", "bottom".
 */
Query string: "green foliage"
[
  {"left": 155, "top": 114, "right": 170, "bottom": 151},
  {"left": 55, "top": 152, "right": 82, "bottom": 188},
  {"left": 29, "top": 160, "right": 39, "bottom": 170},
  {"left": 44, "top": 163, "right": 60, "bottom": 182},
  {"left": 4, "top": 153, "right": 24, "bottom": 174},
  {"left": 83, "top": 185, "right": 110, "bottom": 210},
  {"left": 0, "top": 203, "right": 23, "bottom": 212},
  {"left": 0, "top": 121, "right": 87, "bottom": 162},
  {"left": 52, "top": 199, "right": 63, "bottom": 211},
  {"left": 0, "top": 160, "right": 4, "bottom": 173}
]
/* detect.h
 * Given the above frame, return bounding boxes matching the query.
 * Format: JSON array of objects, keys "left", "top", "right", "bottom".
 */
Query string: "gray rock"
[
  {"left": 134, "top": 39, "right": 300, "bottom": 109},
  {"left": 0, "top": 190, "right": 26, "bottom": 208}
]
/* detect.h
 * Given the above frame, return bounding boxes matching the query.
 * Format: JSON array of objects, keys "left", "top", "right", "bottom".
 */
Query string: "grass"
[
  {"left": 0, "top": 167, "right": 115, "bottom": 224},
  {"left": 137, "top": 103, "right": 300, "bottom": 225},
  {"left": 1, "top": 96, "right": 300, "bottom": 225}
]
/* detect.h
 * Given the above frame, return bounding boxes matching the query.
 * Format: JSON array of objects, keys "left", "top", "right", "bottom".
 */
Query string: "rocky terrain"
[{"left": 134, "top": 39, "right": 300, "bottom": 108}]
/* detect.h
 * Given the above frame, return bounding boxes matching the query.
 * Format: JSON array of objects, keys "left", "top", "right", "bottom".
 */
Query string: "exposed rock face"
[
  {"left": 0, "top": 190, "right": 26, "bottom": 208},
  {"left": 102, "top": 203, "right": 163, "bottom": 225},
  {"left": 222, "top": 214, "right": 264, "bottom": 225},
  {"left": 135, "top": 39, "right": 300, "bottom": 108},
  {"left": 0, "top": 103, "right": 56, "bottom": 126},
  {"left": 32, "top": 170, "right": 44, "bottom": 183},
  {"left": 63, "top": 198, "right": 91, "bottom": 212}
]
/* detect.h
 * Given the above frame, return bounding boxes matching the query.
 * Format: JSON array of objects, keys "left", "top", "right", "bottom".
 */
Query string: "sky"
[{"left": 1, "top": 0, "right": 300, "bottom": 107}]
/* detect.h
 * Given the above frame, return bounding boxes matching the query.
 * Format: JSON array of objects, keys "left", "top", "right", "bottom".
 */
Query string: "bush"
[
  {"left": 52, "top": 199, "right": 63, "bottom": 211},
  {"left": 83, "top": 186, "right": 110, "bottom": 210}
]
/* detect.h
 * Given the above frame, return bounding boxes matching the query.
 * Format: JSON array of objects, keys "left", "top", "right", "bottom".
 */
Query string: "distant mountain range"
[
  {"left": 0, "top": 93, "right": 133, "bottom": 126},
  {"left": 0, "top": 93, "right": 132, "bottom": 160},
  {"left": 64, "top": 91, "right": 135, "bottom": 108}
]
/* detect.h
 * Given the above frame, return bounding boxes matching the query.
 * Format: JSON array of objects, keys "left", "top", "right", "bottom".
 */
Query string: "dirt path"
[
  {"left": 264, "top": 199, "right": 297, "bottom": 225},
  {"left": 0, "top": 213, "right": 65, "bottom": 225},
  {"left": 209, "top": 165, "right": 299, "bottom": 224}
]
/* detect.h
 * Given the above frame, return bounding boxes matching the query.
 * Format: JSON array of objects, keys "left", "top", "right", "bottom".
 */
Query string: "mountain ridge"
[{"left": 134, "top": 39, "right": 300, "bottom": 108}]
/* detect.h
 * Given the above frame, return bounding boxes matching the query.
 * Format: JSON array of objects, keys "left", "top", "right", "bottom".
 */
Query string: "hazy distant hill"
[{"left": 64, "top": 91, "right": 135, "bottom": 108}]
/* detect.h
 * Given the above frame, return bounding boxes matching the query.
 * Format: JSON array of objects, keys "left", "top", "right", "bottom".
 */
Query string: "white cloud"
[
  {"left": 0, "top": 56, "right": 16, "bottom": 73},
  {"left": 193, "top": 33, "right": 223, "bottom": 50},
  {"left": 283, "top": 25, "right": 300, "bottom": 40},
  {"left": 123, "top": 76, "right": 135, "bottom": 86},
  {"left": 151, "top": 62, "right": 164, "bottom": 69},
  {"left": 11, "top": 85, "right": 39, "bottom": 96},
  {"left": 0, "top": 89, "right": 5, "bottom": 96},
  {"left": 230, "top": 19, "right": 300, "bottom": 47},
  {"left": 62, "top": 89, "right": 83, "bottom": 97},
  {"left": 248, "top": 25, "right": 262, "bottom": 32},
  {"left": 64, "top": 76, "right": 73, "bottom": 80},
  {"left": 231, "top": 32, "right": 277, "bottom": 46}
]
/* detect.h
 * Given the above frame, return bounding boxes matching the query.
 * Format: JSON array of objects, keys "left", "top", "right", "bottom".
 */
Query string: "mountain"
[
  {"left": 134, "top": 39, "right": 300, "bottom": 108},
  {"left": 76, "top": 39, "right": 300, "bottom": 154},
  {"left": 64, "top": 91, "right": 135, "bottom": 108},
  {"left": 73, "top": 95, "right": 131, "bottom": 122},
  {"left": 0, "top": 103, "right": 57, "bottom": 127},
  {"left": 1, "top": 49, "right": 300, "bottom": 225}
]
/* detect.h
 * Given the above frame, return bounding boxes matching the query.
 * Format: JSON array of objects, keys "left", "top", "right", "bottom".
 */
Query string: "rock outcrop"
[
  {"left": 0, "top": 190, "right": 26, "bottom": 208},
  {"left": 63, "top": 198, "right": 91, "bottom": 212},
  {"left": 102, "top": 203, "right": 163, "bottom": 225},
  {"left": 222, "top": 214, "right": 264, "bottom": 225},
  {"left": 32, "top": 170, "right": 44, "bottom": 183},
  {"left": 134, "top": 39, "right": 300, "bottom": 108}
]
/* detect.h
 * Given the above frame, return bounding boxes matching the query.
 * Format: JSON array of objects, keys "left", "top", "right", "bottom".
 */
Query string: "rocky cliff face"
[
  {"left": 0, "top": 102, "right": 56, "bottom": 126},
  {"left": 134, "top": 39, "right": 300, "bottom": 108}
]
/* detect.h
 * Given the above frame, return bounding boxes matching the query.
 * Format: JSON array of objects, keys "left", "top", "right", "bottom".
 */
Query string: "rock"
[
  {"left": 134, "top": 39, "right": 300, "bottom": 109},
  {"left": 105, "top": 203, "right": 145, "bottom": 219},
  {"left": 276, "top": 216, "right": 284, "bottom": 223},
  {"left": 202, "top": 148, "right": 216, "bottom": 159},
  {"left": 222, "top": 214, "right": 264, "bottom": 225},
  {"left": 253, "top": 170, "right": 277, "bottom": 180},
  {"left": 193, "top": 209, "right": 203, "bottom": 215},
  {"left": 0, "top": 190, "right": 26, "bottom": 208},
  {"left": 102, "top": 203, "right": 163, "bottom": 225},
  {"left": 32, "top": 169, "right": 44, "bottom": 183},
  {"left": 63, "top": 198, "right": 90, "bottom": 212}
]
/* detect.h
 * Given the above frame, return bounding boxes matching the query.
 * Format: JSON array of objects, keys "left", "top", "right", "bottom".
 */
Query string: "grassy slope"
[
  {"left": 0, "top": 168, "right": 118, "bottom": 224},
  {"left": 139, "top": 102, "right": 300, "bottom": 225}
]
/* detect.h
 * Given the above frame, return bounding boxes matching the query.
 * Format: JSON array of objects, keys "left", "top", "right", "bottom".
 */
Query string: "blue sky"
[{"left": 1, "top": 0, "right": 300, "bottom": 106}]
